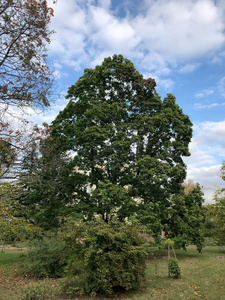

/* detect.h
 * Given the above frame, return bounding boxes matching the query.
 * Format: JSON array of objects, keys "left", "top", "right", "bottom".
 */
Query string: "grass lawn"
[
  {"left": 0, "top": 246, "right": 225, "bottom": 299},
  {"left": 127, "top": 246, "right": 225, "bottom": 300}
]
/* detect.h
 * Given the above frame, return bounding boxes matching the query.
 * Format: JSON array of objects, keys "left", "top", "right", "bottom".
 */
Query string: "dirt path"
[{"left": 0, "top": 245, "right": 28, "bottom": 252}]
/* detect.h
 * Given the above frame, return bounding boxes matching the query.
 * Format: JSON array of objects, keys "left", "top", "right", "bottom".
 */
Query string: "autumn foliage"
[{"left": 0, "top": 0, "right": 54, "bottom": 111}]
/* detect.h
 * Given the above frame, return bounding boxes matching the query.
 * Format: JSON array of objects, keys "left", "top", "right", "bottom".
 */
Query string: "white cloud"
[
  {"left": 52, "top": 62, "right": 63, "bottom": 70},
  {"left": 195, "top": 89, "right": 214, "bottom": 98},
  {"left": 90, "top": 6, "right": 140, "bottom": 53},
  {"left": 53, "top": 70, "right": 61, "bottom": 79},
  {"left": 186, "top": 164, "right": 222, "bottom": 186},
  {"left": 194, "top": 102, "right": 225, "bottom": 109},
  {"left": 134, "top": 0, "right": 225, "bottom": 61},
  {"left": 178, "top": 63, "right": 201, "bottom": 73},
  {"left": 47, "top": 0, "right": 225, "bottom": 76},
  {"left": 184, "top": 139, "right": 216, "bottom": 168},
  {"left": 158, "top": 78, "right": 174, "bottom": 90},
  {"left": 138, "top": 52, "right": 172, "bottom": 74},
  {"left": 193, "top": 121, "right": 225, "bottom": 148},
  {"left": 185, "top": 163, "right": 224, "bottom": 203},
  {"left": 183, "top": 120, "right": 225, "bottom": 201}
]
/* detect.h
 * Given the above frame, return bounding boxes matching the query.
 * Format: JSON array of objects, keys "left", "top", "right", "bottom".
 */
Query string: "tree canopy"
[{"left": 51, "top": 54, "right": 193, "bottom": 234}]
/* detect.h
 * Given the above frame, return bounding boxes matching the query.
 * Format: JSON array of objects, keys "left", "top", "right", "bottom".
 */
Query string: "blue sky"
[{"left": 32, "top": 0, "right": 225, "bottom": 202}]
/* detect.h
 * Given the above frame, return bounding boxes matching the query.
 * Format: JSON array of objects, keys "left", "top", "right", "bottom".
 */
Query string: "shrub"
[
  {"left": 203, "top": 236, "right": 219, "bottom": 246},
  {"left": 59, "top": 219, "right": 147, "bottom": 295},
  {"left": 168, "top": 258, "right": 181, "bottom": 279},
  {"left": 24, "top": 235, "right": 65, "bottom": 278},
  {"left": 20, "top": 279, "right": 60, "bottom": 300}
]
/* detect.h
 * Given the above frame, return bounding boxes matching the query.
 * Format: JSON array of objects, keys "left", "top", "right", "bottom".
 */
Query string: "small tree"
[
  {"left": 165, "top": 239, "right": 181, "bottom": 279},
  {"left": 0, "top": 182, "right": 41, "bottom": 247},
  {"left": 59, "top": 219, "right": 147, "bottom": 295},
  {"left": 166, "top": 183, "right": 205, "bottom": 252}
]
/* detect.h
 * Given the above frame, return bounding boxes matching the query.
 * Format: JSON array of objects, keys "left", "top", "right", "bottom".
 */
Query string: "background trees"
[
  {"left": 166, "top": 182, "right": 205, "bottom": 252},
  {"left": 202, "top": 163, "right": 225, "bottom": 245},
  {"left": 21, "top": 133, "right": 77, "bottom": 229},
  {"left": 212, "top": 193, "right": 225, "bottom": 245},
  {"left": 198, "top": 162, "right": 225, "bottom": 247},
  {"left": 0, "top": 181, "right": 41, "bottom": 245},
  {"left": 51, "top": 54, "right": 194, "bottom": 237}
]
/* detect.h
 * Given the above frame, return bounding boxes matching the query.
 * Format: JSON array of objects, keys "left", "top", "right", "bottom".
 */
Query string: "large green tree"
[{"left": 51, "top": 55, "right": 193, "bottom": 235}]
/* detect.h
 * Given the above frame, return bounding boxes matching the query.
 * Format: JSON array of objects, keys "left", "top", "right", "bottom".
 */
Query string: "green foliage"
[
  {"left": 166, "top": 183, "right": 205, "bottom": 252},
  {"left": 20, "top": 279, "right": 60, "bottom": 300},
  {"left": 90, "top": 180, "right": 136, "bottom": 222},
  {"left": 0, "top": 182, "right": 42, "bottom": 244},
  {"left": 203, "top": 190, "right": 225, "bottom": 245},
  {"left": 24, "top": 236, "right": 65, "bottom": 278},
  {"left": 201, "top": 164, "right": 225, "bottom": 246},
  {"left": 20, "top": 132, "right": 76, "bottom": 230},
  {"left": 59, "top": 219, "right": 147, "bottom": 295},
  {"left": 203, "top": 237, "right": 218, "bottom": 246},
  {"left": 202, "top": 207, "right": 216, "bottom": 236},
  {"left": 168, "top": 258, "right": 181, "bottom": 279},
  {"left": 51, "top": 54, "right": 193, "bottom": 236},
  {"left": 164, "top": 238, "right": 175, "bottom": 247}
]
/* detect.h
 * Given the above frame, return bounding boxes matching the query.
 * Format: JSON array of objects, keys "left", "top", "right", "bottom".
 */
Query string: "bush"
[
  {"left": 24, "top": 235, "right": 65, "bottom": 278},
  {"left": 20, "top": 279, "right": 60, "bottom": 300},
  {"left": 203, "top": 237, "right": 219, "bottom": 246},
  {"left": 59, "top": 219, "right": 147, "bottom": 295},
  {"left": 168, "top": 258, "right": 181, "bottom": 279}
]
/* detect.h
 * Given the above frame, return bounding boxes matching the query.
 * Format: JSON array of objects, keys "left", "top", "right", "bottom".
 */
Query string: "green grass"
[
  {"left": 126, "top": 246, "right": 225, "bottom": 300},
  {"left": 0, "top": 251, "right": 28, "bottom": 300},
  {"left": 0, "top": 246, "right": 225, "bottom": 299}
]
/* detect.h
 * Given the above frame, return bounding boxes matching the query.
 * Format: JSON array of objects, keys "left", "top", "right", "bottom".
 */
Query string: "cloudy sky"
[{"left": 35, "top": 0, "right": 225, "bottom": 202}]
